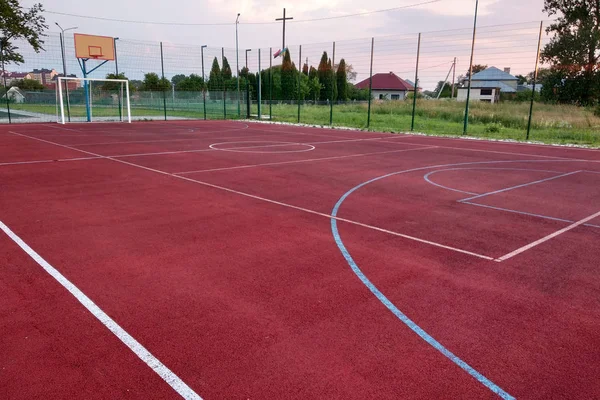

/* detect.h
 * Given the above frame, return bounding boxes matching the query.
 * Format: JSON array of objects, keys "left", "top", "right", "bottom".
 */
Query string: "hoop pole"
[{"left": 82, "top": 59, "right": 92, "bottom": 122}]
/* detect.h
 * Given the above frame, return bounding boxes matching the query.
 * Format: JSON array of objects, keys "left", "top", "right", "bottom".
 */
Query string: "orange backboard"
[{"left": 74, "top": 33, "right": 115, "bottom": 60}]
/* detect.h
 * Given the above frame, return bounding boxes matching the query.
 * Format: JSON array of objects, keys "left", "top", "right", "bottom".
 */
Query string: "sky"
[{"left": 18, "top": 0, "right": 552, "bottom": 90}]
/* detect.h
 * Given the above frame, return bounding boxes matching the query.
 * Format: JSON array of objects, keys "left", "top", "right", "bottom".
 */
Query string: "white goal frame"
[{"left": 57, "top": 77, "right": 131, "bottom": 124}]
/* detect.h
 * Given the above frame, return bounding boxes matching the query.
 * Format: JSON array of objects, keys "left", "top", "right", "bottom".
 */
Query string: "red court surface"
[{"left": 1, "top": 120, "right": 599, "bottom": 399}]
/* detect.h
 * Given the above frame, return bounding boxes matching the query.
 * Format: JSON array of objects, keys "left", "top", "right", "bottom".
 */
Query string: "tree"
[
  {"left": 308, "top": 76, "right": 322, "bottom": 101},
  {"left": 207, "top": 57, "right": 223, "bottom": 98},
  {"left": 176, "top": 74, "right": 204, "bottom": 91},
  {"left": 222, "top": 56, "right": 232, "bottom": 80},
  {"left": 336, "top": 59, "right": 348, "bottom": 101},
  {"left": 142, "top": 72, "right": 170, "bottom": 91},
  {"left": 101, "top": 73, "right": 128, "bottom": 91},
  {"left": 541, "top": 0, "right": 600, "bottom": 105},
  {"left": 459, "top": 64, "right": 488, "bottom": 84},
  {"left": 239, "top": 66, "right": 249, "bottom": 78},
  {"left": 281, "top": 50, "right": 296, "bottom": 100},
  {"left": 515, "top": 74, "right": 528, "bottom": 85},
  {"left": 317, "top": 52, "right": 336, "bottom": 101},
  {"left": 171, "top": 74, "right": 186, "bottom": 86},
  {"left": 0, "top": 0, "right": 47, "bottom": 65},
  {"left": 434, "top": 80, "right": 452, "bottom": 98},
  {"left": 302, "top": 63, "right": 309, "bottom": 76},
  {"left": 12, "top": 78, "right": 42, "bottom": 90}
]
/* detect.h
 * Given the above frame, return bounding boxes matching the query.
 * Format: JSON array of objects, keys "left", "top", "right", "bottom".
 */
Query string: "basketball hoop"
[{"left": 74, "top": 34, "right": 115, "bottom": 60}]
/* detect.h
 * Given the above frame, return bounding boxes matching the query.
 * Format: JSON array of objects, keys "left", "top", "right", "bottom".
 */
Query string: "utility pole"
[
  {"left": 451, "top": 57, "right": 457, "bottom": 99},
  {"left": 275, "top": 8, "right": 294, "bottom": 51}
]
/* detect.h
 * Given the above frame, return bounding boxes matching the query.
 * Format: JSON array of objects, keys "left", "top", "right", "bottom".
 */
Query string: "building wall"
[
  {"left": 456, "top": 88, "right": 500, "bottom": 104},
  {"left": 371, "top": 90, "right": 408, "bottom": 100}
]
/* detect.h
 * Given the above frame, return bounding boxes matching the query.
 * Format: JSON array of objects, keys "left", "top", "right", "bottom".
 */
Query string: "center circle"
[{"left": 209, "top": 141, "right": 315, "bottom": 153}]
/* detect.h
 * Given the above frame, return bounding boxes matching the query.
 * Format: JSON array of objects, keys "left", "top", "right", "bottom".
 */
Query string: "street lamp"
[
  {"left": 55, "top": 23, "right": 77, "bottom": 122},
  {"left": 201, "top": 45, "right": 207, "bottom": 120},
  {"left": 236, "top": 13, "right": 241, "bottom": 117},
  {"left": 245, "top": 49, "right": 252, "bottom": 70}
]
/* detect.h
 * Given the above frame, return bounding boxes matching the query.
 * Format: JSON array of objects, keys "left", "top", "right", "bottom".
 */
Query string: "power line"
[{"left": 39, "top": 1, "right": 440, "bottom": 27}]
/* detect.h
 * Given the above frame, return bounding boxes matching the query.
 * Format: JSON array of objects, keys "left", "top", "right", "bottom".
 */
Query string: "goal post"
[{"left": 57, "top": 77, "right": 131, "bottom": 124}]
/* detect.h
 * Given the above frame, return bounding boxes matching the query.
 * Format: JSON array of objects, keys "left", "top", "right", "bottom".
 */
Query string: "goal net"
[{"left": 56, "top": 77, "right": 131, "bottom": 124}]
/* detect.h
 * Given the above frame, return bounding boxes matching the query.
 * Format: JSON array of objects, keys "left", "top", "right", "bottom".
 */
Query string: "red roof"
[{"left": 355, "top": 72, "right": 414, "bottom": 91}]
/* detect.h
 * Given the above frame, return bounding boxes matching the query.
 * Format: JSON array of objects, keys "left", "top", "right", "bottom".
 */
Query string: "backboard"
[{"left": 74, "top": 33, "right": 115, "bottom": 60}]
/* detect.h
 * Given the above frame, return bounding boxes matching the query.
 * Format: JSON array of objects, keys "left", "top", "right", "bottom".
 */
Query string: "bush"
[
  {"left": 594, "top": 105, "right": 600, "bottom": 118},
  {"left": 484, "top": 122, "right": 502, "bottom": 134}
]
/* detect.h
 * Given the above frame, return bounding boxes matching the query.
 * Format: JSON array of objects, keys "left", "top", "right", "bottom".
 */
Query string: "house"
[
  {"left": 30, "top": 68, "right": 58, "bottom": 86},
  {"left": 47, "top": 74, "right": 80, "bottom": 90},
  {"left": 2, "top": 87, "right": 26, "bottom": 103},
  {"left": 0, "top": 71, "right": 33, "bottom": 85},
  {"left": 355, "top": 72, "right": 415, "bottom": 100},
  {"left": 457, "top": 66, "right": 518, "bottom": 103}
]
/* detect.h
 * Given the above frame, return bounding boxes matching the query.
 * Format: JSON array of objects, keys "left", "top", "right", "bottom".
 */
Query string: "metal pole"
[
  {"left": 201, "top": 45, "right": 207, "bottom": 120},
  {"left": 451, "top": 57, "right": 457, "bottom": 98},
  {"left": 367, "top": 38, "right": 374, "bottom": 128},
  {"left": 463, "top": 0, "right": 478, "bottom": 135},
  {"left": 411, "top": 33, "right": 421, "bottom": 131},
  {"left": 160, "top": 42, "right": 167, "bottom": 121},
  {"left": 114, "top": 37, "right": 122, "bottom": 121},
  {"left": 298, "top": 45, "right": 302, "bottom": 123},
  {"left": 58, "top": 32, "right": 72, "bottom": 122},
  {"left": 527, "top": 21, "right": 544, "bottom": 141},
  {"left": 82, "top": 60, "right": 91, "bottom": 122},
  {"left": 269, "top": 47, "right": 273, "bottom": 120},
  {"left": 1, "top": 44, "right": 12, "bottom": 124},
  {"left": 258, "top": 48, "right": 261, "bottom": 119},
  {"left": 330, "top": 41, "right": 335, "bottom": 125},
  {"left": 236, "top": 14, "right": 241, "bottom": 118},
  {"left": 222, "top": 47, "right": 226, "bottom": 119}
]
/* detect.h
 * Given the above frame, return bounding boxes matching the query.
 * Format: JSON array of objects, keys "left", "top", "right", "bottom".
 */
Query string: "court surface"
[{"left": 1, "top": 120, "right": 599, "bottom": 399}]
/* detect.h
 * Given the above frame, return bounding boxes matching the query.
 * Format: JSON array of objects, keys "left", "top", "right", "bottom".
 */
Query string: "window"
[
  {"left": 480, "top": 89, "right": 493, "bottom": 96},
  {"left": 379, "top": 94, "right": 384, "bottom": 100},
  {"left": 391, "top": 94, "right": 400, "bottom": 100}
]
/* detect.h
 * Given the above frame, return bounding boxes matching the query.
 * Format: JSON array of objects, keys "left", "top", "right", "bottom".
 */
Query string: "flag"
[{"left": 274, "top": 48, "right": 288, "bottom": 58}]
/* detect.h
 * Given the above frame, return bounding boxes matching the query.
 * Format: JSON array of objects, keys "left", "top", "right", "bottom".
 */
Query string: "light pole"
[
  {"left": 55, "top": 23, "right": 77, "bottom": 122},
  {"left": 245, "top": 49, "right": 251, "bottom": 70},
  {"left": 201, "top": 45, "right": 207, "bottom": 120},
  {"left": 236, "top": 13, "right": 241, "bottom": 117}
]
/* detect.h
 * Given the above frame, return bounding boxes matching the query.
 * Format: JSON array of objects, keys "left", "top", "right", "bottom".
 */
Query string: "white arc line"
[
  {"left": 497, "top": 210, "right": 600, "bottom": 261},
  {"left": 0, "top": 221, "right": 202, "bottom": 400}
]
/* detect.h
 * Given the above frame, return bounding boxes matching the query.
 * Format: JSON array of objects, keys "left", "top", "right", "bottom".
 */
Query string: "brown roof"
[{"left": 355, "top": 72, "right": 415, "bottom": 91}]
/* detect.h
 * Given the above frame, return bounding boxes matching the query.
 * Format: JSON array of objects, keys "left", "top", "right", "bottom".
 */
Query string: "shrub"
[
  {"left": 484, "top": 122, "right": 502, "bottom": 134},
  {"left": 594, "top": 105, "right": 600, "bottom": 118}
]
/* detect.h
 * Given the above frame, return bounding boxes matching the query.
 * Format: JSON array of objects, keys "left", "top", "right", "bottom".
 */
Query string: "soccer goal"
[{"left": 56, "top": 77, "right": 131, "bottom": 124}]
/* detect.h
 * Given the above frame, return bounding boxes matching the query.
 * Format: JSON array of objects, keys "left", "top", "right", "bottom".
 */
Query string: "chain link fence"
[{"left": 1, "top": 23, "right": 598, "bottom": 145}]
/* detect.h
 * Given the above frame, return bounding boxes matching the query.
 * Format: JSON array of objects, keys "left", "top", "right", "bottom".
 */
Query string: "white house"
[
  {"left": 457, "top": 67, "right": 518, "bottom": 103},
  {"left": 2, "top": 87, "right": 26, "bottom": 103},
  {"left": 355, "top": 72, "right": 415, "bottom": 100}
]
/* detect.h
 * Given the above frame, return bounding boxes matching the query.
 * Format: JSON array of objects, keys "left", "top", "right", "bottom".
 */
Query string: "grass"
[
  {"left": 6, "top": 99, "right": 599, "bottom": 146},
  {"left": 253, "top": 100, "right": 600, "bottom": 145}
]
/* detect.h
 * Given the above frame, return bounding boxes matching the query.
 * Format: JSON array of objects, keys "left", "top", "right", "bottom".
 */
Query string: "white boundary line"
[
  {"left": 8, "top": 131, "right": 495, "bottom": 260},
  {"left": 497, "top": 210, "right": 600, "bottom": 261},
  {"left": 0, "top": 156, "right": 101, "bottom": 167},
  {"left": 0, "top": 220, "right": 202, "bottom": 400},
  {"left": 175, "top": 146, "right": 437, "bottom": 175},
  {"left": 459, "top": 171, "right": 581, "bottom": 202}
]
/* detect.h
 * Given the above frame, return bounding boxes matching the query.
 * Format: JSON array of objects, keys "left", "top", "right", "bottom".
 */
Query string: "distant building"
[
  {"left": 30, "top": 68, "right": 58, "bottom": 86},
  {"left": 355, "top": 72, "right": 416, "bottom": 100},
  {"left": 3, "top": 87, "right": 26, "bottom": 103},
  {"left": 0, "top": 71, "right": 33, "bottom": 85},
  {"left": 517, "top": 84, "right": 543, "bottom": 93},
  {"left": 457, "top": 67, "right": 518, "bottom": 103},
  {"left": 48, "top": 74, "right": 80, "bottom": 90}
]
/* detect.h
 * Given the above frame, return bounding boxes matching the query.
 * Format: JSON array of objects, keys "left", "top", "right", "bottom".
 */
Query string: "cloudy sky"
[{"left": 19, "top": 0, "right": 552, "bottom": 89}]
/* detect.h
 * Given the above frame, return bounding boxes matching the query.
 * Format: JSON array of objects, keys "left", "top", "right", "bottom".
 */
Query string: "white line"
[
  {"left": 8, "top": 131, "right": 494, "bottom": 260},
  {"left": 459, "top": 171, "right": 581, "bottom": 202},
  {"left": 0, "top": 220, "right": 202, "bottom": 400},
  {"left": 0, "top": 156, "right": 101, "bottom": 167},
  {"left": 583, "top": 170, "right": 600, "bottom": 174},
  {"left": 175, "top": 146, "right": 438, "bottom": 175},
  {"left": 497, "top": 210, "right": 600, "bottom": 261}
]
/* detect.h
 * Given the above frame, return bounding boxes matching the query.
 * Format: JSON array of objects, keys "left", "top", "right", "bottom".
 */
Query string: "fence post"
[
  {"left": 0, "top": 42, "right": 12, "bottom": 123},
  {"left": 463, "top": 0, "right": 479, "bottom": 135},
  {"left": 527, "top": 21, "right": 544, "bottom": 141},
  {"left": 222, "top": 47, "right": 226, "bottom": 119},
  {"left": 298, "top": 46, "right": 302, "bottom": 123},
  {"left": 258, "top": 49, "right": 261, "bottom": 120},
  {"left": 330, "top": 41, "right": 336, "bottom": 125},
  {"left": 411, "top": 33, "right": 421, "bottom": 131},
  {"left": 270, "top": 47, "right": 273, "bottom": 120},
  {"left": 367, "top": 38, "right": 374, "bottom": 129},
  {"left": 201, "top": 46, "right": 207, "bottom": 120},
  {"left": 160, "top": 42, "right": 167, "bottom": 121},
  {"left": 58, "top": 32, "right": 72, "bottom": 122}
]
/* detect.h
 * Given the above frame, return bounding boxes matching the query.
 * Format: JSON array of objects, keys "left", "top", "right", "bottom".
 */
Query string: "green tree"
[
  {"left": 142, "top": 72, "right": 159, "bottom": 90},
  {"left": 302, "top": 63, "right": 309, "bottom": 75},
  {"left": 171, "top": 74, "right": 186, "bottom": 86},
  {"left": 176, "top": 74, "right": 204, "bottom": 91},
  {"left": 515, "top": 74, "right": 528, "bottom": 85},
  {"left": 541, "top": 0, "right": 600, "bottom": 105},
  {"left": 434, "top": 80, "right": 452, "bottom": 98},
  {"left": 12, "top": 77, "right": 42, "bottom": 90},
  {"left": 208, "top": 57, "right": 223, "bottom": 99},
  {"left": 101, "top": 73, "right": 127, "bottom": 91},
  {"left": 222, "top": 56, "right": 232, "bottom": 80},
  {"left": 336, "top": 58, "right": 348, "bottom": 101},
  {"left": 281, "top": 50, "right": 296, "bottom": 100},
  {"left": 0, "top": 0, "right": 47, "bottom": 65},
  {"left": 317, "top": 52, "right": 336, "bottom": 101},
  {"left": 308, "top": 76, "right": 322, "bottom": 101}
]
